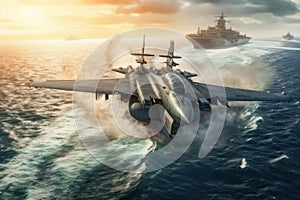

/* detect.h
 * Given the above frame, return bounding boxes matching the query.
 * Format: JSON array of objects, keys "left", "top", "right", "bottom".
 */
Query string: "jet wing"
[
  {"left": 193, "top": 82, "right": 292, "bottom": 102},
  {"left": 27, "top": 78, "right": 131, "bottom": 95}
]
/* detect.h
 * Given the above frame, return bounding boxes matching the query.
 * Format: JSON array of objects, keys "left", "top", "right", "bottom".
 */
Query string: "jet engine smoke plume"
[{"left": 219, "top": 60, "right": 272, "bottom": 91}]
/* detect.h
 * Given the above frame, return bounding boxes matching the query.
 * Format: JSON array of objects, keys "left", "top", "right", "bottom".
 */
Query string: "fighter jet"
[{"left": 27, "top": 37, "right": 291, "bottom": 141}]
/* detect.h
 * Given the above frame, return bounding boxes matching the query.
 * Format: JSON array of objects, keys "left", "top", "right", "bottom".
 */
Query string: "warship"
[
  {"left": 282, "top": 32, "right": 294, "bottom": 40},
  {"left": 186, "top": 13, "right": 251, "bottom": 49}
]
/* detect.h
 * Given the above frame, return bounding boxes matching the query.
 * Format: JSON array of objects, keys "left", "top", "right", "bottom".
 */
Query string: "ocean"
[{"left": 0, "top": 38, "right": 300, "bottom": 199}]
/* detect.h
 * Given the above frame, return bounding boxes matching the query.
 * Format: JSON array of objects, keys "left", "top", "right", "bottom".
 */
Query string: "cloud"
[
  {"left": 248, "top": 0, "right": 299, "bottom": 16},
  {"left": 80, "top": 0, "right": 139, "bottom": 5},
  {"left": 117, "top": 0, "right": 183, "bottom": 14},
  {"left": 0, "top": 18, "right": 12, "bottom": 23},
  {"left": 239, "top": 17, "right": 263, "bottom": 24},
  {"left": 189, "top": 0, "right": 245, "bottom": 4},
  {"left": 21, "top": 0, "right": 138, "bottom": 5},
  {"left": 50, "top": 13, "right": 170, "bottom": 26},
  {"left": 21, "top": 0, "right": 67, "bottom": 5},
  {"left": 185, "top": 0, "right": 299, "bottom": 16},
  {"left": 5, "top": 25, "right": 25, "bottom": 30},
  {"left": 281, "top": 17, "right": 300, "bottom": 23}
]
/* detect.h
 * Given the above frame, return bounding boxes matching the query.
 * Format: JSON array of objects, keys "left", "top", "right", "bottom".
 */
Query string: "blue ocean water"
[{"left": 0, "top": 39, "right": 300, "bottom": 199}]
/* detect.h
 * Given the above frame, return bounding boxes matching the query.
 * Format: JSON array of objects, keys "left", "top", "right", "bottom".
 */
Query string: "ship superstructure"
[{"left": 186, "top": 13, "right": 251, "bottom": 49}]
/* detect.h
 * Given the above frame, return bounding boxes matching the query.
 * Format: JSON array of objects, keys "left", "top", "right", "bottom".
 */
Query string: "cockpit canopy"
[{"left": 163, "top": 73, "right": 185, "bottom": 95}]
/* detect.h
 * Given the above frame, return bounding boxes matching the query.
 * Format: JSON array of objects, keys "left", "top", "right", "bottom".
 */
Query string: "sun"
[
  {"left": 27, "top": 8, "right": 40, "bottom": 19},
  {"left": 26, "top": 7, "right": 42, "bottom": 22},
  {"left": 23, "top": 7, "right": 44, "bottom": 25}
]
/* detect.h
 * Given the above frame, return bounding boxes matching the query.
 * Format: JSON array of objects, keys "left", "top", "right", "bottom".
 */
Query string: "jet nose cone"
[
  {"left": 179, "top": 106, "right": 195, "bottom": 125},
  {"left": 181, "top": 113, "right": 192, "bottom": 124},
  {"left": 170, "top": 92, "right": 198, "bottom": 125}
]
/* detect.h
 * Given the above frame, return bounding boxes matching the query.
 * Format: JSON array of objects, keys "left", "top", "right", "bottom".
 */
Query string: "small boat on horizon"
[{"left": 282, "top": 32, "right": 294, "bottom": 40}]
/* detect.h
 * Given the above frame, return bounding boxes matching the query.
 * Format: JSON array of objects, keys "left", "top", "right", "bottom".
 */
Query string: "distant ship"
[
  {"left": 282, "top": 32, "right": 294, "bottom": 40},
  {"left": 186, "top": 13, "right": 251, "bottom": 49},
  {"left": 65, "top": 35, "right": 81, "bottom": 41}
]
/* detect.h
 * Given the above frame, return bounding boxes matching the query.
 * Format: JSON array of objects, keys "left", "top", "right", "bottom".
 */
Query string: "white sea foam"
[
  {"left": 240, "top": 158, "right": 247, "bottom": 169},
  {"left": 269, "top": 155, "right": 289, "bottom": 164}
]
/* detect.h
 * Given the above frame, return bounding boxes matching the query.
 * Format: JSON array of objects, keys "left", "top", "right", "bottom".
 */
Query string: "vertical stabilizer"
[
  {"left": 159, "top": 40, "right": 181, "bottom": 69},
  {"left": 131, "top": 35, "right": 154, "bottom": 67}
]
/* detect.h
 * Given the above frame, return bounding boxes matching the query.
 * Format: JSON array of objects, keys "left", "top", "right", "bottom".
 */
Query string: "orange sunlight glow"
[{"left": 1, "top": 0, "right": 299, "bottom": 40}]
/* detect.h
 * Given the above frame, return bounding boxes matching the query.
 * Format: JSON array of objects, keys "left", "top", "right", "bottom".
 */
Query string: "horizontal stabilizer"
[
  {"left": 112, "top": 67, "right": 128, "bottom": 74},
  {"left": 164, "top": 61, "right": 179, "bottom": 66},
  {"left": 136, "top": 59, "right": 147, "bottom": 65},
  {"left": 159, "top": 55, "right": 181, "bottom": 59},
  {"left": 179, "top": 70, "right": 198, "bottom": 78},
  {"left": 131, "top": 53, "right": 155, "bottom": 57}
]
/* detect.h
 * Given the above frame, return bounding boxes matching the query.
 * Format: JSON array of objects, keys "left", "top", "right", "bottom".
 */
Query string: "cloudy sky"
[{"left": 0, "top": 0, "right": 299, "bottom": 40}]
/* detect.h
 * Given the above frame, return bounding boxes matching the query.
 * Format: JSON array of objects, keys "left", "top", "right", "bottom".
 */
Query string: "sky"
[{"left": 0, "top": 0, "right": 300, "bottom": 40}]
